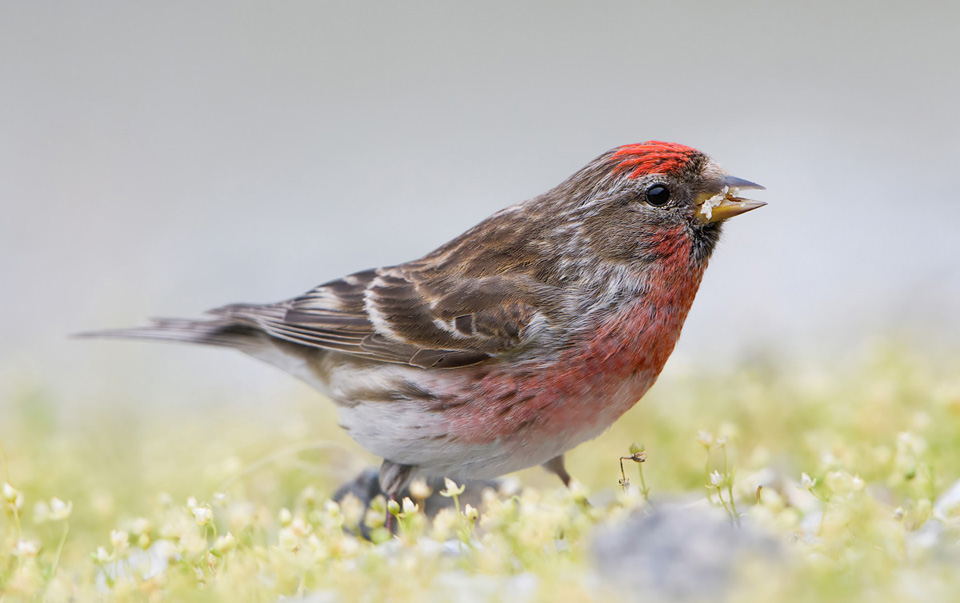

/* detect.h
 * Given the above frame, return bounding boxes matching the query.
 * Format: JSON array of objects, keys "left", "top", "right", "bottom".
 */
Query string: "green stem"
[
  {"left": 50, "top": 522, "right": 70, "bottom": 579},
  {"left": 722, "top": 446, "right": 739, "bottom": 522},
  {"left": 636, "top": 462, "right": 650, "bottom": 499}
]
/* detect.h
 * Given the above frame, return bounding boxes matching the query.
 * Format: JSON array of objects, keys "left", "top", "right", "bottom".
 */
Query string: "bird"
[{"left": 80, "top": 141, "right": 764, "bottom": 503}]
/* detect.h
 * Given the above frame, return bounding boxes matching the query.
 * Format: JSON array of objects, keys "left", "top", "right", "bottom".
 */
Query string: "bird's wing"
[{"left": 209, "top": 266, "right": 552, "bottom": 368}]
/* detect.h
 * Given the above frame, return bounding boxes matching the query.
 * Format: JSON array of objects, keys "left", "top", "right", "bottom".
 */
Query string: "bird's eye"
[{"left": 645, "top": 184, "right": 671, "bottom": 207}]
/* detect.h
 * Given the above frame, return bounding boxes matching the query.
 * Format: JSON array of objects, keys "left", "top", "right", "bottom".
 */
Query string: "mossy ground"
[{"left": 2, "top": 343, "right": 959, "bottom": 601}]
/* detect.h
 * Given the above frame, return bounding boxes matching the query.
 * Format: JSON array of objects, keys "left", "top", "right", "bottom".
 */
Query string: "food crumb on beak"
[{"left": 700, "top": 186, "right": 736, "bottom": 221}]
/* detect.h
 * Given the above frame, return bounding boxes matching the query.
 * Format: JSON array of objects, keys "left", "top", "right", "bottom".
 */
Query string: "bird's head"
[{"left": 555, "top": 141, "right": 765, "bottom": 267}]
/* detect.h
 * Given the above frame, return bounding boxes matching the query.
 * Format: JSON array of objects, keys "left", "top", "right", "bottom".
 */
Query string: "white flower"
[
  {"left": 709, "top": 470, "right": 723, "bottom": 487},
  {"left": 402, "top": 497, "right": 419, "bottom": 515},
  {"left": 696, "top": 430, "right": 714, "bottom": 448},
  {"left": 3, "top": 483, "right": 23, "bottom": 510},
  {"left": 800, "top": 473, "right": 816, "bottom": 490},
  {"left": 409, "top": 478, "right": 433, "bottom": 500},
  {"left": 14, "top": 539, "right": 40, "bottom": 557},
  {"left": 289, "top": 518, "right": 309, "bottom": 538},
  {"left": 464, "top": 504, "right": 479, "bottom": 521},
  {"left": 110, "top": 529, "right": 129, "bottom": 552},
  {"left": 324, "top": 500, "right": 341, "bottom": 517},
  {"left": 192, "top": 506, "right": 213, "bottom": 526},
  {"left": 430, "top": 508, "right": 458, "bottom": 540},
  {"left": 278, "top": 508, "right": 293, "bottom": 526},
  {"left": 93, "top": 546, "right": 112, "bottom": 563},
  {"left": 186, "top": 496, "right": 198, "bottom": 510},
  {"left": 214, "top": 532, "right": 236, "bottom": 553},
  {"left": 851, "top": 475, "right": 865, "bottom": 492},
  {"left": 50, "top": 497, "right": 73, "bottom": 520},
  {"left": 212, "top": 492, "right": 227, "bottom": 506},
  {"left": 439, "top": 478, "right": 465, "bottom": 497},
  {"left": 278, "top": 527, "right": 299, "bottom": 550}
]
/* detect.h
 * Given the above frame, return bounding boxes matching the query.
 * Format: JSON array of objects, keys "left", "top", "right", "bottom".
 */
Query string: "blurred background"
[{"left": 1, "top": 0, "right": 958, "bottom": 408}]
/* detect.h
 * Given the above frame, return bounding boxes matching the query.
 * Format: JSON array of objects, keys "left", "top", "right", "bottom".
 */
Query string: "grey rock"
[{"left": 592, "top": 503, "right": 784, "bottom": 602}]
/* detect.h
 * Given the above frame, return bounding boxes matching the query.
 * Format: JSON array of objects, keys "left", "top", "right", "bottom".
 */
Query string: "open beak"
[{"left": 696, "top": 175, "right": 767, "bottom": 224}]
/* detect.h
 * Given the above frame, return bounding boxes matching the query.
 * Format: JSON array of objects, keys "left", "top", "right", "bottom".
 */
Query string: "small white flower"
[
  {"left": 14, "top": 539, "right": 40, "bottom": 557},
  {"left": 439, "top": 478, "right": 465, "bottom": 497},
  {"left": 192, "top": 506, "right": 213, "bottom": 526},
  {"left": 278, "top": 527, "right": 299, "bottom": 550},
  {"left": 93, "top": 545, "right": 112, "bottom": 564},
  {"left": 324, "top": 500, "right": 341, "bottom": 517},
  {"left": 289, "top": 517, "right": 309, "bottom": 538},
  {"left": 300, "top": 486, "right": 319, "bottom": 505},
  {"left": 464, "top": 503, "right": 479, "bottom": 521},
  {"left": 800, "top": 473, "right": 816, "bottom": 490},
  {"left": 709, "top": 470, "right": 723, "bottom": 487},
  {"left": 893, "top": 507, "right": 905, "bottom": 520},
  {"left": 409, "top": 478, "right": 433, "bottom": 500},
  {"left": 401, "top": 497, "right": 419, "bottom": 515},
  {"left": 3, "top": 483, "right": 23, "bottom": 510},
  {"left": 186, "top": 496, "right": 198, "bottom": 510},
  {"left": 695, "top": 430, "right": 713, "bottom": 448},
  {"left": 278, "top": 508, "right": 293, "bottom": 526},
  {"left": 214, "top": 532, "right": 236, "bottom": 553},
  {"left": 110, "top": 529, "right": 129, "bottom": 552},
  {"left": 50, "top": 497, "right": 73, "bottom": 520},
  {"left": 430, "top": 508, "right": 458, "bottom": 540},
  {"left": 212, "top": 492, "right": 227, "bottom": 506}
]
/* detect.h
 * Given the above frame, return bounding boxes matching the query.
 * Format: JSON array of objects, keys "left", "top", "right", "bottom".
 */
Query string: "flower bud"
[{"left": 409, "top": 478, "right": 433, "bottom": 500}]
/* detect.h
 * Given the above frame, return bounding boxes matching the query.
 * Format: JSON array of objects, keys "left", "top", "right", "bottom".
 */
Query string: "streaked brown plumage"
[{"left": 81, "top": 141, "right": 765, "bottom": 499}]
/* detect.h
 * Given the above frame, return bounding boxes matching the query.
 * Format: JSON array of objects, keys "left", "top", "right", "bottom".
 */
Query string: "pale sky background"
[{"left": 2, "top": 1, "right": 958, "bottom": 406}]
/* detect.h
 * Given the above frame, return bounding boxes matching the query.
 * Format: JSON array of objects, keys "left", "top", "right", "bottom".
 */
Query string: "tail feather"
[
  {"left": 74, "top": 318, "right": 267, "bottom": 350},
  {"left": 76, "top": 315, "right": 332, "bottom": 393}
]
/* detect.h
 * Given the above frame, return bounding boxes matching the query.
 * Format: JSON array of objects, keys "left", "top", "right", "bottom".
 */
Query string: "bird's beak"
[{"left": 696, "top": 175, "right": 767, "bottom": 223}]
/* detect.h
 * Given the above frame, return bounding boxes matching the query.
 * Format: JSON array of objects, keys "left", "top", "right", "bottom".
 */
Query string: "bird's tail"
[
  {"left": 76, "top": 314, "right": 332, "bottom": 393},
  {"left": 74, "top": 317, "right": 267, "bottom": 350}
]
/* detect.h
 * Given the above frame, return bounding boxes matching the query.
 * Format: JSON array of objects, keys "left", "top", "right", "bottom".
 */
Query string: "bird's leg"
[
  {"left": 378, "top": 459, "right": 413, "bottom": 534},
  {"left": 542, "top": 454, "right": 572, "bottom": 487}
]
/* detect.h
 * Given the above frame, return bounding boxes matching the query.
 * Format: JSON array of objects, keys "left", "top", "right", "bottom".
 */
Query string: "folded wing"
[{"left": 209, "top": 266, "right": 552, "bottom": 369}]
